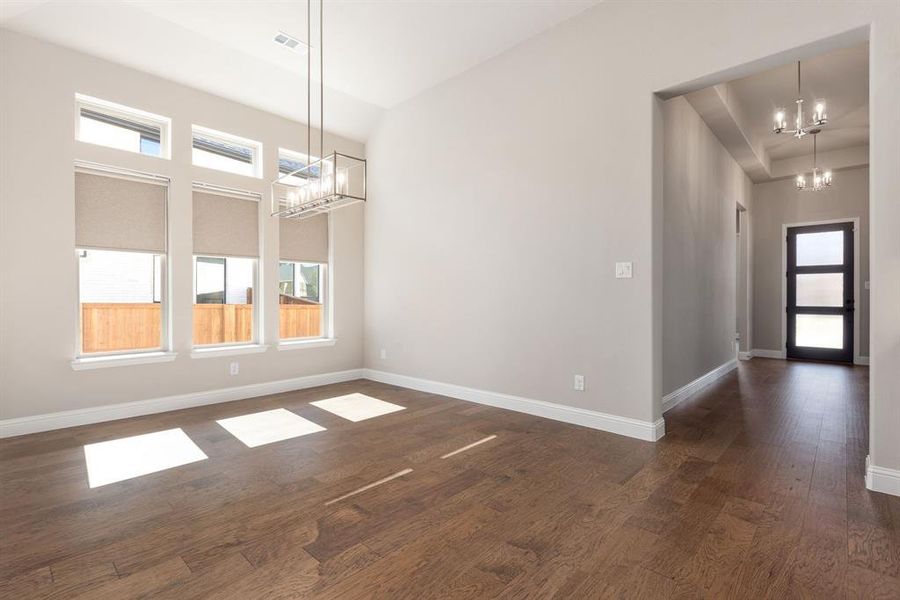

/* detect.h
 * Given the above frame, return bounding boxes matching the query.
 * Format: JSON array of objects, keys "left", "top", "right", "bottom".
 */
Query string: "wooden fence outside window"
[{"left": 80, "top": 303, "right": 323, "bottom": 352}]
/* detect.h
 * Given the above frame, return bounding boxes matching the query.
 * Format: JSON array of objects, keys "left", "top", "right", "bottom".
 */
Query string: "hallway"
[{"left": 662, "top": 358, "right": 897, "bottom": 597}]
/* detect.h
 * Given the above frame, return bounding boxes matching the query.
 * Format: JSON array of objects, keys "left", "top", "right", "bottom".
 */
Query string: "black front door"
[{"left": 786, "top": 222, "right": 854, "bottom": 363}]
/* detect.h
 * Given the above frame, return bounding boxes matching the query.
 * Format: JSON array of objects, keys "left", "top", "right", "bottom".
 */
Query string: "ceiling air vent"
[{"left": 273, "top": 31, "right": 308, "bottom": 54}]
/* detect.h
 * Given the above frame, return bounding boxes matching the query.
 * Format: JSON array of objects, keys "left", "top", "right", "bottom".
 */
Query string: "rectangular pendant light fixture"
[{"left": 272, "top": 152, "right": 366, "bottom": 220}]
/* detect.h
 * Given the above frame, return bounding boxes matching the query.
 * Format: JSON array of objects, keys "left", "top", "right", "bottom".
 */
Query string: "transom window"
[
  {"left": 76, "top": 94, "right": 170, "bottom": 158},
  {"left": 192, "top": 126, "right": 262, "bottom": 178}
]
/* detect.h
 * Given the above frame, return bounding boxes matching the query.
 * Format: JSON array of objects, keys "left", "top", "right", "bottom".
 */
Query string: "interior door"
[{"left": 786, "top": 222, "right": 854, "bottom": 362}]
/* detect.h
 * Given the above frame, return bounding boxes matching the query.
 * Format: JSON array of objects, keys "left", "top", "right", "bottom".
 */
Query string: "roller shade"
[
  {"left": 192, "top": 191, "right": 259, "bottom": 258},
  {"left": 280, "top": 214, "right": 328, "bottom": 263},
  {"left": 75, "top": 171, "right": 167, "bottom": 253}
]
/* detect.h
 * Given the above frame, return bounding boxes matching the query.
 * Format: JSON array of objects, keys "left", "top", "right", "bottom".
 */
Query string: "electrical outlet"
[
  {"left": 379, "top": 348, "right": 387, "bottom": 360},
  {"left": 574, "top": 374, "right": 585, "bottom": 391},
  {"left": 615, "top": 262, "right": 633, "bottom": 279},
  {"left": 230, "top": 362, "right": 239, "bottom": 376}
]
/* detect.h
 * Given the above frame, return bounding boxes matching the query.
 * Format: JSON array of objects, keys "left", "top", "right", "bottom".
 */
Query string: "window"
[
  {"left": 193, "top": 256, "right": 256, "bottom": 345},
  {"left": 192, "top": 186, "right": 260, "bottom": 346},
  {"left": 279, "top": 262, "right": 321, "bottom": 301},
  {"left": 75, "top": 168, "right": 168, "bottom": 355},
  {"left": 278, "top": 148, "right": 320, "bottom": 186},
  {"left": 279, "top": 261, "right": 325, "bottom": 339},
  {"left": 76, "top": 94, "right": 170, "bottom": 158},
  {"left": 192, "top": 126, "right": 261, "bottom": 177},
  {"left": 79, "top": 249, "right": 164, "bottom": 353},
  {"left": 279, "top": 211, "right": 329, "bottom": 340}
]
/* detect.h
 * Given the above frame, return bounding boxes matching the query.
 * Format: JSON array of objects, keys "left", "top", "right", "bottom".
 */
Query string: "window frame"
[
  {"left": 192, "top": 254, "right": 259, "bottom": 349},
  {"left": 75, "top": 94, "right": 171, "bottom": 159},
  {"left": 278, "top": 259, "right": 328, "bottom": 342},
  {"left": 192, "top": 125, "right": 263, "bottom": 178},
  {"left": 76, "top": 248, "right": 169, "bottom": 358},
  {"left": 73, "top": 164, "right": 171, "bottom": 359}
]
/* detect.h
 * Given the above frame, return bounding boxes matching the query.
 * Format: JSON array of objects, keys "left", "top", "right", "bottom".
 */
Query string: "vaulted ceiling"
[{"left": 0, "top": 0, "right": 599, "bottom": 141}]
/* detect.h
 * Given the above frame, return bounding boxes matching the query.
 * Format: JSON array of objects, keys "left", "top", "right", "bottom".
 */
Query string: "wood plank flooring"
[{"left": 1, "top": 359, "right": 898, "bottom": 598}]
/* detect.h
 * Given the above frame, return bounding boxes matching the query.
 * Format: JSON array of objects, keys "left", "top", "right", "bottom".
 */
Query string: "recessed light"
[{"left": 274, "top": 31, "right": 309, "bottom": 54}]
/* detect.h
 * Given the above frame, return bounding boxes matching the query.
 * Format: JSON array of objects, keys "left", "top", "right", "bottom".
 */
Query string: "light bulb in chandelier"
[
  {"left": 796, "top": 133, "right": 833, "bottom": 192},
  {"left": 813, "top": 102, "right": 827, "bottom": 125},
  {"left": 773, "top": 110, "right": 787, "bottom": 133},
  {"left": 772, "top": 62, "right": 827, "bottom": 138}
]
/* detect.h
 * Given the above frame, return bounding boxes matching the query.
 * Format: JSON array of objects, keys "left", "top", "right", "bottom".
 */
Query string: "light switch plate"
[{"left": 615, "top": 262, "right": 633, "bottom": 279}]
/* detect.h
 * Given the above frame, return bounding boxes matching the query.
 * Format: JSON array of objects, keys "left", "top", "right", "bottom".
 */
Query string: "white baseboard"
[
  {"left": 750, "top": 348, "right": 785, "bottom": 359},
  {"left": 0, "top": 369, "right": 366, "bottom": 439},
  {"left": 363, "top": 369, "right": 665, "bottom": 442},
  {"left": 866, "top": 455, "right": 900, "bottom": 497},
  {"left": 662, "top": 358, "right": 737, "bottom": 414},
  {"left": 738, "top": 351, "right": 753, "bottom": 360},
  {"left": 854, "top": 356, "right": 870, "bottom": 365}
]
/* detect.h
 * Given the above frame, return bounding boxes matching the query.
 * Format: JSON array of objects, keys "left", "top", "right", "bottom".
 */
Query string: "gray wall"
[
  {"left": 752, "top": 166, "right": 870, "bottom": 358},
  {"left": 662, "top": 97, "right": 753, "bottom": 396},
  {"left": 0, "top": 31, "right": 365, "bottom": 420},
  {"left": 363, "top": 0, "right": 899, "bottom": 439}
]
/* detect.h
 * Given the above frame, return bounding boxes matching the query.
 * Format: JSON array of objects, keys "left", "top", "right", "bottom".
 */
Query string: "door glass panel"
[
  {"left": 796, "top": 273, "right": 843, "bottom": 307},
  {"left": 796, "top": 231, "right": 843, "bottom": 266},
  {"left": 795, "top": 314, "right": 843, "bottom": 349}
]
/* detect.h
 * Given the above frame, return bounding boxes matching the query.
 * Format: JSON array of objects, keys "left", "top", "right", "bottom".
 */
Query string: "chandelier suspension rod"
[
  {"left": 270, "top": 0, "right": 366, "bottom": 220},
  {"left": 307, "top": 0, "right": 311, "bottom": 166},
  {"left": 320, "top": 0, "right": 324, "bottom": 160},
  {"left": 797, "top": 61, "right": 801, "bottom": 98}
]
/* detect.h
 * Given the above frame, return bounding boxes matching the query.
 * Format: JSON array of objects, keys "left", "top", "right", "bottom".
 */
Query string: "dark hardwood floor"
[{"left": 1, "top": 359, "right": 898, "bottom": 598}]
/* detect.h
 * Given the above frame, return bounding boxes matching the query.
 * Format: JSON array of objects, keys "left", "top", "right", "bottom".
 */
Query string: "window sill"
[
  {"left": 71, "top": 351, "right": 177, "bottom": 371},
  {"left": 191, "top": 344, "right": 269, "bottom": 359},
  {"left": 277, "top": 338, "right": 337, "bottom": 351}
]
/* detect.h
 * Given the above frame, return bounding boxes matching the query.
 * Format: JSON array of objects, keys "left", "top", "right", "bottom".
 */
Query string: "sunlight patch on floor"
[
  {"left": 216, "top": 408, "right": 326, "bottom": 448},
  {"left": 84, "top": 428, "right": 208, "bottom": 488},
  {"left": 311, "top": 393, "right": 405, "bottom": 422}
]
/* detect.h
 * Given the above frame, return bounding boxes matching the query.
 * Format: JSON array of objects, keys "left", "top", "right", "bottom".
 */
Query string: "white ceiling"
[{"left": 0, "top": 0, "right": 599, "bottom": 141}]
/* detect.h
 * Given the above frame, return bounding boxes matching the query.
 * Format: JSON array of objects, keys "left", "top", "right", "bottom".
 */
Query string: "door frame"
[
  {"left": 781, "top": 217, "right": 860, "bottom": 363},
  {"left": 736, "top": 203, "right": 751, "bottom": 359}
]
